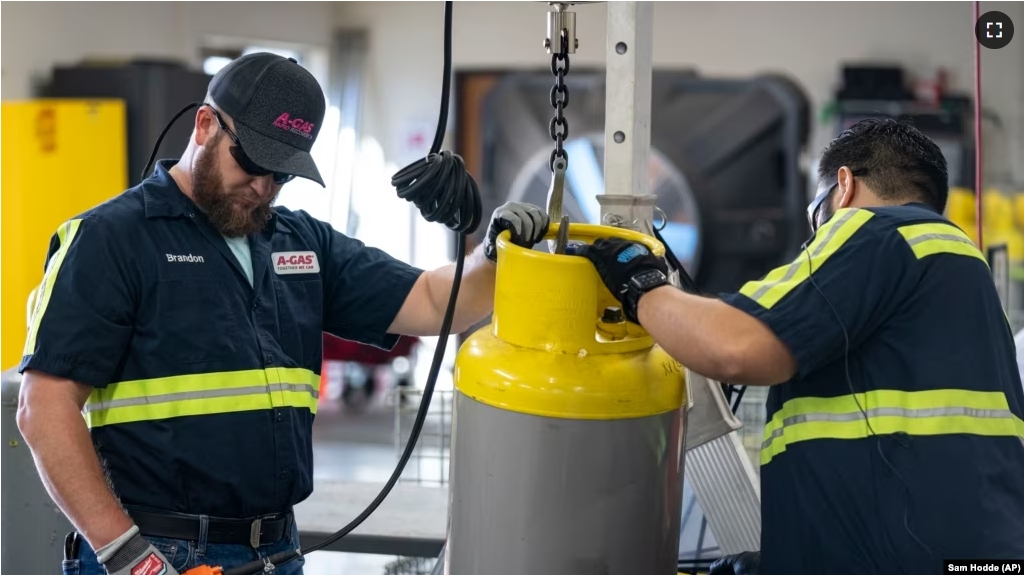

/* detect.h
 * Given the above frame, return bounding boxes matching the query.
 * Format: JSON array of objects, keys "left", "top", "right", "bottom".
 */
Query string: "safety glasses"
[
  {"left": 208, "top": 107, "right": 295, "bottom": 186},
  {"left": 806, "top": 168, "right": 869, "bottom": 232},
  {"left": 806, "top": 183, "right": 837, "bottom": 232}
]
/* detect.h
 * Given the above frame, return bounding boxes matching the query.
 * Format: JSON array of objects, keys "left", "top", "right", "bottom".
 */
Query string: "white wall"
[
  {"left": 337, "top": 0, "right": 1024, "bottom": 185},
  {"left": 2, "top": 1, "right": 1021, "bottom": 189},
  {"left": 1, "top": 1, "right": 337, "bottom": 101},
  {"left": 1, "top": 1, "right": 341, "bottom": 237}
]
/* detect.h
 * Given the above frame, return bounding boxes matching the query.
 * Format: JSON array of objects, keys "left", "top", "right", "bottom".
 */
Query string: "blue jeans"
[{"left": 61, "top": 522, "right": 305, "bottom": 575}]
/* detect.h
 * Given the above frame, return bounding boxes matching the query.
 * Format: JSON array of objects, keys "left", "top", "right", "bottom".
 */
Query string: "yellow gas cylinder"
[
  {"left": 983, "top": 189, "right": 1014, "bottom": 234},
  {"left": 946, "top": 188, "right": 978, "bottom": 230},
  {"left": 983, "top": 190, "right": 1020, "bottom": 255},
  {"left": 446, "top": 222, "right": 687, "bottom": 575},
  {"left": 982, "top": 190, "right": 1024, "bottom": 319},
  {"left": 1014, "top": 193, "right": 1024, "bottom": 232}
]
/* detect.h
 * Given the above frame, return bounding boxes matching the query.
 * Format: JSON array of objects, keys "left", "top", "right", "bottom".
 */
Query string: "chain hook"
[{"left": 548, "top": 26, "right": 570, "bottom": 172}]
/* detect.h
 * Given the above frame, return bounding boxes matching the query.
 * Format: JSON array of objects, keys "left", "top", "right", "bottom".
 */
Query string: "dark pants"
[{"left": 62, "top": 522, "right": 305, "bottom": 574}]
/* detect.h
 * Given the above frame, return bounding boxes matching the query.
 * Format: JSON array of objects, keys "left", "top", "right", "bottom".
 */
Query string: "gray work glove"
[
  {"left": 98, "top": 526, "right": 180, "bottom": 575},
  {"left": 709, "top": 551, "right": 761, "bottom": 575},
  {"left": 482, "top": 202, "right": 550, "bottom": 262}
]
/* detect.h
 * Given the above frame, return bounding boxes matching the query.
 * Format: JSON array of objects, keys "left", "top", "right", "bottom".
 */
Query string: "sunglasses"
[{"left": 208, "top": 107, "right": 295, "bottom": 186}]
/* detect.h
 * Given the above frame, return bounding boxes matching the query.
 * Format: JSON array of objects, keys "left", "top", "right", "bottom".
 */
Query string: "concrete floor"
[{"left": 302, "top": 385, "right": 450, "bottom": 575}]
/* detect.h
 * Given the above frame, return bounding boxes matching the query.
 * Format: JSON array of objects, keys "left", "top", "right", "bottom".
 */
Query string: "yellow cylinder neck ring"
[{"left": 492, "top": 223, "right": 664, "bottom": 355}]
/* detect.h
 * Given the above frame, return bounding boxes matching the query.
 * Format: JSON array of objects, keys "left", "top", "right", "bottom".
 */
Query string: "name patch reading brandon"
[
  {"left": 166, "top": 253, "right": 205, "bottom": 263},
  {"left": 273, "top": 251, "right": 320, "bottom": 274}
]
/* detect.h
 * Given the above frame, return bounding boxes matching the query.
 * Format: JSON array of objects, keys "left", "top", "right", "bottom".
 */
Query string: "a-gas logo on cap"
[
  {"left": 273, "top": 251, "right": 320, "bottom": 275},
  {"left": 273, "top": 113, "right": 315, "bottom": 140}
]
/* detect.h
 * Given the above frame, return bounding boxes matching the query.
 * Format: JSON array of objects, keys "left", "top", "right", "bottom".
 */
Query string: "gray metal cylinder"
[
  {"left": 2, "top": 368, "right": 74, "bottom": 573},
  {"left": 445, "top": 391, "right": 685, "bottom": 575}
]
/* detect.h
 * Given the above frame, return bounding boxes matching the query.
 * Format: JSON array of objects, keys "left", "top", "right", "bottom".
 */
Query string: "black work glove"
[
  {"left": 482, "top": 202, "right": 550, "bottom": 263},
  {"left": 570, "top": 237, "right": 669, "bottom": 324},
  {"left": 708, "top": 551, "right": 761, "bottom": 575}
]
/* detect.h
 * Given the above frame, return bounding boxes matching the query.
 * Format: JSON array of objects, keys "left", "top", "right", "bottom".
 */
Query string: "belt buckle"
[{"left": 249, "top": 517, "right": 263, "bottom": 548}]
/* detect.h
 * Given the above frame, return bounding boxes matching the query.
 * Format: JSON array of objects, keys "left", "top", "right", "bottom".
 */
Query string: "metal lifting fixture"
[{"left": 545, "top": 0, "right": 763, "bottom": 558}]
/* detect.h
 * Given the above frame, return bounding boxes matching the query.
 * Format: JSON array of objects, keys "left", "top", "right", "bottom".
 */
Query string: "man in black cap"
[{"left": 17, "top": 53, "right": 549, "bottom": 575}]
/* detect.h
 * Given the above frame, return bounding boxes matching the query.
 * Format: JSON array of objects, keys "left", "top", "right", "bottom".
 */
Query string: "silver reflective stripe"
[
  {"left": 83, "top": 383, "right": 319, "bottom": 413},
  {"left": 761, "top": 405, "right": 1018, "bottom": 451},
  {"left": 749, "top": 209, "right": 856, "bottom": 301},
  {"left": 906, "top": 232, "right": 974, "bottom": 247}
]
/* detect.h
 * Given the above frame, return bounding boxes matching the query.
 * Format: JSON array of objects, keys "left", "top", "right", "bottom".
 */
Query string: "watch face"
[{"left": 632, "top": 269, "right": 668, "bottom": 290}]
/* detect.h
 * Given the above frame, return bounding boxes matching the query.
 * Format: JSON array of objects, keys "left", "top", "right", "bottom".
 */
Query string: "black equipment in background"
[
  {"left": 472, "top": 70, "right": 811, "bottom": 295},
  {"left": 43, "top": 59, "right": 212, "bottom": 187},
  {"left": 831, "top": 64, "right": 974, "bottom": 189}
]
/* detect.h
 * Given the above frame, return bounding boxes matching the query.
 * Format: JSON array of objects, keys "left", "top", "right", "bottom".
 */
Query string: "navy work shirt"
[
  {"left": 721, "top": 204, "right": 1024, "bottom": 574},
  {"left": 20, "top": 160, "right": 424, "bottom": 518}
]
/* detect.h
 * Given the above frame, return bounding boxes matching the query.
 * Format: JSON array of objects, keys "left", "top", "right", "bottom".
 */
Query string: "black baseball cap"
[{"left": 208, "top": 52, "right": 326, "bottom": 186}]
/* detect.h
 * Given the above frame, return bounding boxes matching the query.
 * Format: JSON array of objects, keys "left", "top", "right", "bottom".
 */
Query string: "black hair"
[{"left": 817, "top": 117, "right": 949, "bottom": 213}]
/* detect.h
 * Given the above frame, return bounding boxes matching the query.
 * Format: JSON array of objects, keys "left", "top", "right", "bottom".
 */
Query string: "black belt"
[{"left": 126, "top": 506, "right": 294, "bottom": 548}]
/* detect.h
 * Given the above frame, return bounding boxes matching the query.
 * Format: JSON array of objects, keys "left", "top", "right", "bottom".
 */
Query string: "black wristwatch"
[{"left": 624, "top": 268, "right": 669, "bottom": 323}]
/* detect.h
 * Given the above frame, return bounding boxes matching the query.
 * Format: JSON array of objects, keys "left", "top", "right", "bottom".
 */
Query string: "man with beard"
[
  {"left": 16, "top": 53, "right": 549, "bottom": 575},
  {"left": 572, "top": 118, "right": 1024, "bottom": 574}
]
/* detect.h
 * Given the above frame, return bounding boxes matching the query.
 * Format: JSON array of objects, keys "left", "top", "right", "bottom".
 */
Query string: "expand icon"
[{"left": 975, "top": 11, "right": 1014, "bottom": 49}]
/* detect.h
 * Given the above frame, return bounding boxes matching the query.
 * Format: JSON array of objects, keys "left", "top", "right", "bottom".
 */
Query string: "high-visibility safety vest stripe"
[
  {"left": 897, "top": 222, "right": 987, "bottom": 264},
  {"left": 84, "top": 368, "right": 320, "bottom": 428},
  {"left": 761, "top": 389, "right": 1024, "bottom": 466},
  {"left": 739, "top": 209, "right": 874, "bottom": 309},
  {"left": 24, "top": 219, "right": 83, "bottom": 356}
]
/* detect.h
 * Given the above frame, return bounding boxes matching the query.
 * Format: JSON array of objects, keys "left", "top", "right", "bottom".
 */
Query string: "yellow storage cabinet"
[{"left": 1, "top": 99, "right": 127, "bottom": 370}]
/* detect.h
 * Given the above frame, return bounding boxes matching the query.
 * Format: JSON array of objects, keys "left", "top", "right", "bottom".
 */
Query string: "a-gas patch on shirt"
[{"left": 272, "top": 251, "right": 320, "bottom": 274}]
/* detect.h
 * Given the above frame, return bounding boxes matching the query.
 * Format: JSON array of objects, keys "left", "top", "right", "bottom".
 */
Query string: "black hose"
[
  {"left": 222, "top": 2, "right": 480, "bottom": 573},
  {"left": 391, "top": 0, "right": 481, "bottom": 234},
  {"left": 653, "top": 225, "right": 699, "bottom": 295}
]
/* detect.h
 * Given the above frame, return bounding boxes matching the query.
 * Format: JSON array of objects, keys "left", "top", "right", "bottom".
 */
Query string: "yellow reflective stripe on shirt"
[
  {"left": 897, "top": 222, "right": 987, "bottom": 264},
  {"left": 84, "top": 368, "right": 320, "bottom": 427},
  {"left": 739, "top": 208, "right": 874, "bottom": 309},
  {"left": 24, "top": 219, "right": 83, "bottom": 356},
  {"left": 761, "top": 389, "right": 1024, "bottom": 466}
]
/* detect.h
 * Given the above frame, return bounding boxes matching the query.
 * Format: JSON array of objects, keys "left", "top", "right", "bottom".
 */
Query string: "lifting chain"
[{"left": 549, "top": 28, "right": 570, "bottom": 172}]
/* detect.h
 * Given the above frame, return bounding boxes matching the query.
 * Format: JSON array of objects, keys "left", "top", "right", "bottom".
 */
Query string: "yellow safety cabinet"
[{"left": 1, "top": 99, "right": 127, "bottom": 370}]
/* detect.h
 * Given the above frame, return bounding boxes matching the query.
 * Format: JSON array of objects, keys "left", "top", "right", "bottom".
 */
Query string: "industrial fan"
[{"left": 467, "top": 69, "right": 811, "bottom": 294}]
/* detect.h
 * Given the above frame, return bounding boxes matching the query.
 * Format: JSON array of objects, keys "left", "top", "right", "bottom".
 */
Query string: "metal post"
[
  {"left": 600, "top": 1, "right": 656, "bottom": 234},
  {"left": 600, "top": 3, "right": 764, "bottom": 556}
]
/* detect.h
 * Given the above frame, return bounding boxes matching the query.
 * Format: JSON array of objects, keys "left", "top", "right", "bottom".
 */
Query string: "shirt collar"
[
  {"left": 142, "top": 160, "right": 197, "bottom": 219},
  {"left": 901, "top": 201, "right": 940, "bottom": 214},
  {"left": 142, "top": 159, "right": 281, "bottom": 236}
]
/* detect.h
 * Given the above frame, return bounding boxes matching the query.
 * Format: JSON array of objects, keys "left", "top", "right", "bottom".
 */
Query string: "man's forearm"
[
  {"left": 425, "top": 244, "right": 497, "bottom": 333},
  {"left": 636, "top": 286, "right": 744, "bottom": 381},
  {"left": 636, "top": 286, "right": 796, "bottom": 385},
  {"left": 18, "top": 383, "right": 133, "bottom": 549}
]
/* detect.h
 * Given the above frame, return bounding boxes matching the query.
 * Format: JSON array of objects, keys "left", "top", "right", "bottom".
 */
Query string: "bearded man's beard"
[{"left": 191, "top": 132, "right": 277, "bottom": 237}]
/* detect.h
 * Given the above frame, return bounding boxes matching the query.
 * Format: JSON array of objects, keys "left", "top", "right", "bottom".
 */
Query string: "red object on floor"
[
  {"left": 321, "top": 332, "right": 419, "bottom": 364},
  {"left": 319, "top": 333, "right": 420, "bottom": 406}
]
